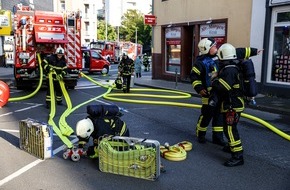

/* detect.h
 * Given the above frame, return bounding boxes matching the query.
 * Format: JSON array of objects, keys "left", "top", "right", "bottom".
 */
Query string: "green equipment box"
[{"left": 98, "top": 136, "right": 160, "bottom": 181}]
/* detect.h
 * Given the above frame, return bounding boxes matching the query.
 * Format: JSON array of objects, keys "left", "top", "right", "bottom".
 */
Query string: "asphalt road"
[{"left": 0, "top": 65, "right": 290, "bottom": 190}]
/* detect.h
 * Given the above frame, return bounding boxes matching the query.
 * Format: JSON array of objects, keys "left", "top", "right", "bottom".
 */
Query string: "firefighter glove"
[
  {"left": 56, "top": 74, "right": 63, "bottom": 81},
  {"left": 199, "top": 89, "right": 208, "bottom": 97},
  {"left": 44, "top": 65, "right": 52, "bottom": 74}
]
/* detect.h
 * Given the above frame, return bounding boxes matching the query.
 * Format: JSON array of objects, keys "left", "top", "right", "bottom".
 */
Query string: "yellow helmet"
[
  {"left": 198, "top": 38, "right": 216, "bottom": 55},
  {"left": 217, "top": 43, "right": 237, "bottom": 60},
  {"left": 76, "top": 118, "right": 94, "bottom": 139}
]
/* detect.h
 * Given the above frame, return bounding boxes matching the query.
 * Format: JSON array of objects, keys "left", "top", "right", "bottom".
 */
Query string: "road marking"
[
  {"left": 0, "top": 129, "right": 19, "bottom": 133},
  {"left": 0, "top": 104, "right": 42, "bottom": 118},
  {"left": 0, "top": 131, "right": 78, "bottom": 187},
  {"left": 0, "top": 159, "right": 44, "bottom": 187}
]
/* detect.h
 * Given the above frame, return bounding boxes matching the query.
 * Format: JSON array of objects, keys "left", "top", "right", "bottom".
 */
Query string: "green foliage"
[
  {"left": 96, "top": 9, "right": 152, "bottom": 50},
  {"left": 119, "top": 9, "right": 152, "bottom": 46},
  {"left": 97, "top": 20, "right": 117, "bottom": 41}
]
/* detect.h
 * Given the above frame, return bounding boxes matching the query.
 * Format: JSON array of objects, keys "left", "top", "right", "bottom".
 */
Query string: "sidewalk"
[{"left": 134, "top": 76, "right": 290, "bottom": 115}]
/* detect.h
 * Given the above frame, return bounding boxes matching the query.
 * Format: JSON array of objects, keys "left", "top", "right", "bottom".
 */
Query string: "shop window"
[
  {"left": 165, "top": 27, "right": 181, "bottom": 74},
  {"left": 166, "top": 41, "right": 181, "bottom": 73},
  {"left": 269, "top": 7, "right": 290, "bottom": 84}
]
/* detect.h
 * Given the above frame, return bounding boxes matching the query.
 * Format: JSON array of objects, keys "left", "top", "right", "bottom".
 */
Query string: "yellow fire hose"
[
  {"left": 58, "top": 79, "right": 74, "bottom": 136},
  {"left": 47, "top": 72, "right": 73, "bottom": 148},
  {"left": 7, "top": 58, "right": 289, "bottom": 160},
  {"left": 103, "top": 88, "right": 290, "bottom": 142},
  {"left": 160, "top": 141, "right": 193, "bottom": 161},
  {"left": 78, "top": 72, "right": 290, "bottom": 161}
]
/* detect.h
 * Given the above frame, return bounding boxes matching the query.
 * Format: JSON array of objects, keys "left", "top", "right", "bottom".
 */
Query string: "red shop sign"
[{"left": 144, "top": 15, "right": 156, "bottom": 25}]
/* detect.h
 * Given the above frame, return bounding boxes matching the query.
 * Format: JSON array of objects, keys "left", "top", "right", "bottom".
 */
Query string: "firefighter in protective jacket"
[
  {"left": 211, "top": 43, "right": 245, "bottom": 167},
  {"left": 76, "top": 104, "right": 129, "bottom": 158},
  {"left": 43, "top": 47, "right": 68, "bottom": 108},
  {"left": 118, "top": 53, "right": 135, "bottom": 93},
  {"left": 190, "top": 38, "right": 225, "bottom": 145}
]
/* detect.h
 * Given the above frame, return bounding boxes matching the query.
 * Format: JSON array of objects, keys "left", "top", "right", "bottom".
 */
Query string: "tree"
[
  {"left": 97, "top": 20, "right": 117, "bottom": 41},
  {"left": 119, "top": 9, "right": 152, "bottom": 50}
]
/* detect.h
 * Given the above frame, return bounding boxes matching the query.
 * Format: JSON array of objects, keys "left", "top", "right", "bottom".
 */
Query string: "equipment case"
[
  {"left": 98, "top": 136, "right": 160, "bottom": 181},
  {"left": 19, "top": 118, "right": 53, "bottom": 159}
]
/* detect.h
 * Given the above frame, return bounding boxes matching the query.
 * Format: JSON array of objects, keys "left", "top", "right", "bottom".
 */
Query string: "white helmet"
[
  {"left": 76, "top": 118, "right": 94, "bottom": 139},
  {"left": 198, "top": 38, "right": 216, "bottom": 55},
  {"left": 55, "top": 47, "right": 64, "bottom": 54},
  {"left": 217, "top": 43, "right": 237, "bottom": 60}
]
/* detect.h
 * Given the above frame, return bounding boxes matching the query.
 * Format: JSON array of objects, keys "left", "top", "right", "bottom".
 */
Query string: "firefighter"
[
  {"left": 211, "top": 43, "right": 245, "bottom": 167},
  {"left": 118, "top": 53, "right": 135, "bottom": 93},
  {"left": 190, "top": 38, "right": 225, "bottom": 145},
  {"left": 143, "top": 53, "right": 149, "bottom": 72},
  {"left": 76, "top": 105, "right": 129, "bottom": 158},
  {"left": 43, "top": 47, "right": 68, "bottom": 108}
]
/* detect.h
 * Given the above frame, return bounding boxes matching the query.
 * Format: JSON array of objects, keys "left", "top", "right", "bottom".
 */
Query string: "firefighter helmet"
[
  {"left": 55, "top": 47, "right": 64, "bottom": 54},
  {"left": 76, "top": 118, "right": 94, "bottom": 139},
  {"left": 217, "top": 43, "right": 237, "bottom": 60},
  {"left": 198, "top": 38, "right": 216, "bottom": 55}
]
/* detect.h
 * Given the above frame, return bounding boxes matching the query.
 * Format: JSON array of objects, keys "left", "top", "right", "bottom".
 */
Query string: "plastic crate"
[
  {"left": 19, "top": 118, "right": 53, "bottom": 159},
  {"left": 98, "top": 136, "right": 160, "bottom": 181}
]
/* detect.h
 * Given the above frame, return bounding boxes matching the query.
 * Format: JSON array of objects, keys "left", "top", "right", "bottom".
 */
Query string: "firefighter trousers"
[
  {"left": 223, "top": 112, "right": 243, "bottom": 154},
  {"left": 122, "top": 74, "right": 131, "bottom": 93},
  {"left": 46, "top": 79, "right": 63, "bottom": 105},
  {"left": 196, "top": 103, "right": 224, "bottom": 140}
]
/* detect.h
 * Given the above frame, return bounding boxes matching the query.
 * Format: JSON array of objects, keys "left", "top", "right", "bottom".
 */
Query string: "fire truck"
[
  {"left": 13, "top": 4, "right": 82, "bottom": 89},
  {"left": 89, "top": 41, "right": 120, "bottom": 64},
  {"left": 119, "top": 41, "right": 143, "bottom": 60}
]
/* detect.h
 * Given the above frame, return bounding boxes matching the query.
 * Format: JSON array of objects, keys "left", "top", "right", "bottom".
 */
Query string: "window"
[
  {"left": 60, "top": 1, "right": 65, "bottom": 11},
  {"left": 165, "top": 27, "right": 181, "bottom": 73},
  {"left": 268, "top": 6, "right": 290, "bottom": 84}
]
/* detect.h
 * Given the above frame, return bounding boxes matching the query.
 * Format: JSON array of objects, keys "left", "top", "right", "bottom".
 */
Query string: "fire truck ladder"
[{"left": 66, "top": 16, "right": 77, "bottom": 66}]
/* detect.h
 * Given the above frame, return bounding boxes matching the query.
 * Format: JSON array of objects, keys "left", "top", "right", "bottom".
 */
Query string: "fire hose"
[
  {"left": 102, "top": 87, "right": 290, "bottom": 142},
  {"left": 160, "top": 141, "right": 192, "bottom": 161}
]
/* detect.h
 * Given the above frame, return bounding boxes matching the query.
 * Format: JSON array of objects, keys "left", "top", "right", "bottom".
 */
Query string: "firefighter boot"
[
  {"left": 224, "top": 152, "right": 244, "bottom": 167},
  {"left": 212, "top": 132, "right": 226, "bottom": 146},
  {"left": 197, "top": 131, "right": 206, "bottom": 144}
]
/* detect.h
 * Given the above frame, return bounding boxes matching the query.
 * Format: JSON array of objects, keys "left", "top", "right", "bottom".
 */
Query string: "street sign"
[{"left": 144, "top": 15, "right": 156, "bottom": 25}]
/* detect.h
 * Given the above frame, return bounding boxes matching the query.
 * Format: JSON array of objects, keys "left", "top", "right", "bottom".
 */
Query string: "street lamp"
[{"left": 135, "top": 27, "right": 138, "bottom": 58}]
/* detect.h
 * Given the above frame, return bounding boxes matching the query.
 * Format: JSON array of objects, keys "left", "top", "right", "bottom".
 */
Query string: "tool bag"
[{"left": 98, "top": 136, "right": 160, "bottom": 181}]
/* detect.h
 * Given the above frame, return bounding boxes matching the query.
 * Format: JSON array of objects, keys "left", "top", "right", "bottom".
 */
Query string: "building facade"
[
  {"left": 152, "top": 0, "right": 290, "bottom": 98},
  {"left": 101, "top": 0, "right": 151, "bottom": 27},
  {"left": 53, "top": 0, "right": 97, "bottom": 46},
  {"left": 1, "top": 0, "right": 53, "bottom": 11}
]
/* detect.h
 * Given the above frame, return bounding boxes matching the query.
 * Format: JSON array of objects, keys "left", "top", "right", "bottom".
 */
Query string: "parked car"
[{"left": 82, "top": 49, "right": 111, "bottom": 74}]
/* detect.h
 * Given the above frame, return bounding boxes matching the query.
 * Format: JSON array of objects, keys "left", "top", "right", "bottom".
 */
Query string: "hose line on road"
[{"left": 96, "top": 78, "right": 290, "bottom": 142}]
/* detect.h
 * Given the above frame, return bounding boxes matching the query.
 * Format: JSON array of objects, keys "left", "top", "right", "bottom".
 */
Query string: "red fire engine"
[
  {"left": 119, "top": 41, "right": 143, "bottom": 60},
  {"left": 89, "top": 41, "right": 120, "bottom": 64},
  {"left": 13, "top": 4, "right": 82, "bottom": 89}
]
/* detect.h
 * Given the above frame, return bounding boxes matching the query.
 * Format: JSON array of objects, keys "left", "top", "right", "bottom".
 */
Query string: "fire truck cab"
[
  {"left": 89, "top": 41, "right": 120, "bottom": 64},
  {"left": 13, "top": 4, "right": 82, "bottom": 89},
  {"left": 81, "top": 48, "right": 110, "bottom": 74}
]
